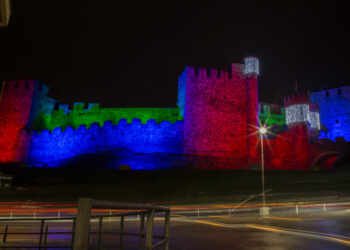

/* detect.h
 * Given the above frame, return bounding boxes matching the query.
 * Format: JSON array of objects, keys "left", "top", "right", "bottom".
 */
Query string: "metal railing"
[
  {"left": 1, "top": 216, "right": 76, "bottom": 249},
  {"left": 0, "top": 198, "right": 170, "bottom": 250}
]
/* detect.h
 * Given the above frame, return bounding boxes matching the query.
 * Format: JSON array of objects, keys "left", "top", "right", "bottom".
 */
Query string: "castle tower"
[
  {"left": 284, "top": 93, "right": 320, "bottom": 133},
  {"left": 243, "top": 57, "right": 260, "bottom": 164},
  {"left": 283, "top": 93, "right": 318, "bottom": 169},
  {"left": 178, "top": 58, "right": 258, "bottom": 167},
  {"left": 0, "top": 80, "right": 37, "bottom": 163}
]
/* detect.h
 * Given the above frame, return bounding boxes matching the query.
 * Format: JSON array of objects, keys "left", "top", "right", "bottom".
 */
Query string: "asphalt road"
[
  {"left": 1, "top": 201, "right": 350, "bottom": 249},
  {"left": 169, "top": 219, "right": 350, "bottom": 250},
  {"left": 1, "top": 213, "right": 350, "bottom": 249}
]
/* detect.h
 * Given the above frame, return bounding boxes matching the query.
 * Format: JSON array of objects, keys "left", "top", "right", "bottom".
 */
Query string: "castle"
[{"left": 0, "top": 57, "right": 349, "bottom": 170}]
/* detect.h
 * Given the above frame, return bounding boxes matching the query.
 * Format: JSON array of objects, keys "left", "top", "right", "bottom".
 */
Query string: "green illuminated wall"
[
  {"left": 31, "top": 103, "right": 181, "bottom": 131},
  {"left": 31, "top": 101, "right": 286, "bottom": 132},
  {"left": 259, "top": 103, "right": 285, "bottom": 129},
  {"left": 259, "top": 113, "right": 285, "bottom": 127}
]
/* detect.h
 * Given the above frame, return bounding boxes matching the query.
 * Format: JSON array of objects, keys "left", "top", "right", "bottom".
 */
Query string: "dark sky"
[{"left": 1, "top": 1, "right": 349, "bottom": 107}]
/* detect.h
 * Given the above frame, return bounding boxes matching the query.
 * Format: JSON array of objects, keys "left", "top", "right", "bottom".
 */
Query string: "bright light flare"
[{"left": 259, "top": 127, "right": 267, "bottom": 134}]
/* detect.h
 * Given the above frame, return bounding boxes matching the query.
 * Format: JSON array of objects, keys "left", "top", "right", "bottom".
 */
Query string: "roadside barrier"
[{"left": 0, "top": 198, "right": 170, "bottom": 250}]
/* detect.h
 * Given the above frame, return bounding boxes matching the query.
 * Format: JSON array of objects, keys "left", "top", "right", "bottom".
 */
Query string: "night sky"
[{"left": 1, "top": 1, "right": 349, "bottom": 107}]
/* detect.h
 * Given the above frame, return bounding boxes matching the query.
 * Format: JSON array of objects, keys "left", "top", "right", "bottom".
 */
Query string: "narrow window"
[
  {"left": 54, "top": 103, "right": 59, "bottom": 110},
  {"left": 326, "top": 91, "right": 329, "bottom": 97},
  {"left": 338, "top": 89, "right": 342, "bottom": 95}
]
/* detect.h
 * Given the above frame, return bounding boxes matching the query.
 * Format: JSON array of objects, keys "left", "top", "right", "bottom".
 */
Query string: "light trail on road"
[
  {"left": 1, "top": 201, "right": 350, "bottom": 218},
  {"left": 246, "top": 224, "right": 350, "bottom": 247},
  {"left": 176, "top": 217, "right": 350, "bottom": 248},
  {"left": 263, "top": 216, "right": 303, "bottom": 221}
]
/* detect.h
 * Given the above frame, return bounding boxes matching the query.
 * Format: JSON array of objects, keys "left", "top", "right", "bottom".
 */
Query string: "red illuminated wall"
[
  {"left": 245, "top": 73, "right": 259, "bottom": 164},
  {"left": 182, "top": 65, "right": 248, "bottom": 165},
  {"left": 263, "top": 124, "right": 310, "bottom": 170},
  {"left": 0, "top": 80, "right": 36, "bottom": 162}
]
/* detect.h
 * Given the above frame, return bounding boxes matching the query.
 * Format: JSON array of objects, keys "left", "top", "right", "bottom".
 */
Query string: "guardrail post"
[
  {"left": 38, "top": 219, "right": 45, "bottom": 249},
  {"left": 71, "top": 218, "right": 76, "bottom": 249},
  {"left": 97, "top": 216, "right": 103, "bottom": 250},
  {"left": 44, "top": 224, "right": 49, "bottom": 246},
  {"left": 164, "top": 211, "right": 170, "bottom": 250},
  {"left": 73, "top": 198, "right": 94, "bottom": 250},
  {"left": 2, "top": 224, "right": 8, "bottom": 243},
  {"left": 145, "top": 209, "right": 155, "bottom": 250},
  {"left": 139, "top": 213, "right": 145, "bottom": 249},
  {"left": 120, "top": 215, "right": 124, "bottom": 249}
]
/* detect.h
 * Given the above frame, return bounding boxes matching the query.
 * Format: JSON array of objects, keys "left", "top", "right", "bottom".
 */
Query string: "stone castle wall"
[
  {"left": 310, "top": 86, "right": 350, "bottom": 141},
  {"left": 1, "top": 59, "right": 348, "bottom": 170},
  {"left": 31, "top": 102, "right": 181, "bottom": 131},
  {"left": 0, "top": 80, "right": 36, "bottom": 162},
  {"left": 181, "top": 65, "right": 248, "bottom": 163},
  {"left": 28, "top": 119, "right": 184, "bottom": 167}
]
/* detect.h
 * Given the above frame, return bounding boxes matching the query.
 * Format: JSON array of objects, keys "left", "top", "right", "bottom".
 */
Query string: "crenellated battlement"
[
  {"left": 182, "top": 65, "right": 242, "bottom": 81},
  {"left": 32, "top": 118, "right": 184, "bottom": 135},
  {"left": 1, "top": 80, "right": 36, "bottom": 90},
  {"left": 30, "top": 105, "right": 181, "bottom": 132},
  {"left": 284, "top": 93, "right": 311, "bottom": 107},
  {"left": 56, "top": 102, "right": 101, "bottom": 114}
]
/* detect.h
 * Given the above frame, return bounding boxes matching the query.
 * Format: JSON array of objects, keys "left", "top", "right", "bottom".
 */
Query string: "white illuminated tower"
[
  {"left": 243, "top": 57, "right": 259, "bottom": 75},
  {"left": 284, "top": 94, "right": 320, "bottom": 138}
]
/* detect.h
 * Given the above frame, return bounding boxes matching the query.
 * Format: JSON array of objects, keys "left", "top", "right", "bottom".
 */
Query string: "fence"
[{"left": 0, "top": 198, "right": 170, "bottom": 249}]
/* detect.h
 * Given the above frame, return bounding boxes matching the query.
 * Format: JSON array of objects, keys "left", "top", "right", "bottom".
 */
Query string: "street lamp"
[{"left": 259, "top": 126, "right": 269, "bottom": 216}]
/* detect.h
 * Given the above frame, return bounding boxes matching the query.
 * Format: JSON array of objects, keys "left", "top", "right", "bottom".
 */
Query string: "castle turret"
[
  {"left": 284, "top": 93, "right": 320, "bottom": 135},
  {"left": 283, "top": 93, "right": 320, "bottom": 169},
  {"left": 0, "top": 80, "right": 36, "bottom": 162},
  {"left": 243, "top": 57, "right": 260, "bottom": 164}
]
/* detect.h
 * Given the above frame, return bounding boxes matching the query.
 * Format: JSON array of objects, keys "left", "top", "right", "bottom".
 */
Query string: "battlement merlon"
[{"left": 181, "top": 65, "right": 243, "bottom": 81}]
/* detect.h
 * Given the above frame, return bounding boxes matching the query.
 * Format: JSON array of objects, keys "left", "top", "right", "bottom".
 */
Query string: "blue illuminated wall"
[
  {"left": 310, "top": 85, "right": 350, "bottom": 141},
  {"left": 27, "top": 119, "right": 184, "bottom": 168}
]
